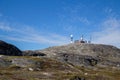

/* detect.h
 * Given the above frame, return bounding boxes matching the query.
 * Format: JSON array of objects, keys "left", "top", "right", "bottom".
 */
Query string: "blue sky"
[{"left": 0, "top": 0, "right": 120, "bottom": 50}]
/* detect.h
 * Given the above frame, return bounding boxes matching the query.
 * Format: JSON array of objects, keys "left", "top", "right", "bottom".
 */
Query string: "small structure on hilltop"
[
  {"left": 79, "top": 35, "right": 86, "bottom": 43},
  {"left": 70, "top": 34, "right": 73, "bottom": 43},
  {"left": 70, "top": 35, "right": 91, "bottom": 44}
]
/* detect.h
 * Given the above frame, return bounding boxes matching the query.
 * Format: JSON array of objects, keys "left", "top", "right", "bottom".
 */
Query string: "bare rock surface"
[
  {"left": 0, "top": 41, "right": 120, "bottom": 80},
  {"left": 38, "top": 43, "right": 120, "bottom": 68}
]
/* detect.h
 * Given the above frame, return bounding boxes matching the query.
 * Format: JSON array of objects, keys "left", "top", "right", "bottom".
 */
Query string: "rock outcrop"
[
  {"left": 0, "top": 40, "right": 22, "bottom": 56},
  {"left": 0, "top": 41, "right": 120, "bottom": 80},
  {"left": 23, "top": 50, "right": 46, "bottom": 56},
  {"left": 38, "top": 43, "right": 120, "bottom": 68}
]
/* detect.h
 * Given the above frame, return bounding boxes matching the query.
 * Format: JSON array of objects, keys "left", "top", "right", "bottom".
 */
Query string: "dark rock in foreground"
[{"left": 0, "top": 40, "right": 22, "bottom": 56}]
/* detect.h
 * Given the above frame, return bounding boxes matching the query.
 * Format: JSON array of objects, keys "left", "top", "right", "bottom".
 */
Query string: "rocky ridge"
[
  {"left": 0, "top": 40, "right": 120, "bottom": 80},
  {"left": 36, "top": 43, "right": 120, "bottom": 68},
  {"left": 0, "top": 40, "right": 22, "bottom": 56}
]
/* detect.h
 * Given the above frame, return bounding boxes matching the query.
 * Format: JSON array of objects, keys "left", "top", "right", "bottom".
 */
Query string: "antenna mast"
[
  {"left": 80, "top": 35, "right": 83, "bottom": 41},
  {"left": 70, "top": 34, "right": 73, "bottom": 43},
  {"left": 88, "top": 36, "right": 92, "bottom": 43}
]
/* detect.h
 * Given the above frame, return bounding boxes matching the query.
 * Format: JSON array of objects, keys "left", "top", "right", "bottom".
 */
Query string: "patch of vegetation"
[{"left": 0, "top": 56, "right": 120, "bottom": 80}]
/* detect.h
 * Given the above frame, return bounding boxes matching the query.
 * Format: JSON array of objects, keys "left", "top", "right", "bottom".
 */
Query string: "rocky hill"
[
  {"left": 36, "top": 43, "right": 120, "bottom": 68},
  {"left": 0, "top": 40, "right": 22, "bottom": 56},
  {"left": 0, "top": 41, "right": 120, "bottom": 80}
]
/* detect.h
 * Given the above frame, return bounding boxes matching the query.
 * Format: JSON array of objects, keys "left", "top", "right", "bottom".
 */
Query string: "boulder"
[{"left": 70, "top": 76, "right": 85, "bottom": 80}]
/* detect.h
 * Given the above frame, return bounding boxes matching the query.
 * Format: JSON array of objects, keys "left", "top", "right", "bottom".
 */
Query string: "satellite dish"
[{"left": 70, "top": 34, "right": 73, "bottom": 37}]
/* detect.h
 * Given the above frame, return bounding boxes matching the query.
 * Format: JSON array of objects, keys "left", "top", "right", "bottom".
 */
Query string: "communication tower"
[{"left": 70, "top": 34, "right": 73, "bottom": 43}]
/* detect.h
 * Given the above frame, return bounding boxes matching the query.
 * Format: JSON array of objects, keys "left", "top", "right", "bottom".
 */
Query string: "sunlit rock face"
[{"left": 39, "top": 43, "right": 120, "bottom": 68}]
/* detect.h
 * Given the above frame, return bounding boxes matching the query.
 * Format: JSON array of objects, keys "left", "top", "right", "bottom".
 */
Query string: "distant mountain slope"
[{"left": 0, "top": 40, "right": 22, "bottom": 56}]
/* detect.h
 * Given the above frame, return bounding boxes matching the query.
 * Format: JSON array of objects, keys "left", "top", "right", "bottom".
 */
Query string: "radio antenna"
[{"left": 70, "top": 34, "right": 73, "bottom": 43}]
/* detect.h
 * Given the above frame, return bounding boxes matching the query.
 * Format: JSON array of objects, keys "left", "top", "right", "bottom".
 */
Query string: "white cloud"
[
  {"left": 0, "top": 22, "right": 12, "bottom": 31},
  {"left": 78, "top": 17, "right": 90, "bottom": 25},
  {"left": 59, "top": 3, "right": 90, "bottom": 27},
  {"left": 0, "top": 22, "right": 69, "bottom": 45},
  {"left": 92, "top": 17, "right": 120, "bottom": 48},
  {"left": 105, "top": 8, "right": 113, "bottom": 14}
]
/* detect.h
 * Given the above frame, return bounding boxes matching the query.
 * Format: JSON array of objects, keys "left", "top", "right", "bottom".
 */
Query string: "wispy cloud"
[
  {"left": 0, "top": 22, "right": 12, "bottom": 31},
  {"left": 0, "top": 22, "right": 69, "bottom": 45},
  {"left": 59, "top": 3, "right": 91, "bottom": 27},
  {"left": 78, "top": 17, "right": 90, "bottom": 25},
  {"left": 92, "top": 17, "right": 120, "bottom": 48},
  {"left": 105, "top": 7, "right": 113, "bottom": 14}
]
